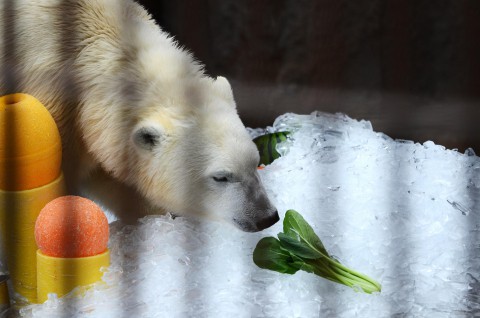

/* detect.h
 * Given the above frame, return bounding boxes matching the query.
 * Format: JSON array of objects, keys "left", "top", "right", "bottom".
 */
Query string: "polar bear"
[{"left": 0, "top": 0, "right": 279, "bottom": 231}]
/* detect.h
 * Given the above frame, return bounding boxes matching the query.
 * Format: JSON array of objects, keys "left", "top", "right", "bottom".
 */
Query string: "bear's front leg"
[{"left": 80, "top": 168, "right": 164, "bottom": 224}]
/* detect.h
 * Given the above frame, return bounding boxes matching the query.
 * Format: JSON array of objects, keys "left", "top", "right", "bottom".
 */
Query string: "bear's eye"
[
  {"left": 133, "top": 126, "right": 161, "bottom": 151},
  {"left": 212, "top": 172, "right": 234, "bottom": 183},
  {"left": 213, "top": 176, "right": 229, "bottom": 182}
]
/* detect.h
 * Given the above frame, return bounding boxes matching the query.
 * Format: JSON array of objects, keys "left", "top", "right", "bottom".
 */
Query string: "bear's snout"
[
  {"left": 233, "top": 209, "right": 279, "bottom": 232},
  {"left": 255, "top": 210, "right": 280, "bottom": 231}
]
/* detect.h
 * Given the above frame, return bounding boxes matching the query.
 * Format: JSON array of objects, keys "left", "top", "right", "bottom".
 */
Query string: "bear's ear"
[
  {"left": 214, "top": 76, "right": 235, "bottom": 105},
  {"left": 132, "top": 126, "right": 163, "bottom": 151}
]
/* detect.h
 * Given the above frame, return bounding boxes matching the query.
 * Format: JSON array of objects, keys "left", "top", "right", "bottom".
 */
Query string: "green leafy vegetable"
[
  {"left": 253, "top": 237, "right": 300, "bottom": 274},
  {"left": 281, "top": 210, "right": 330, "bottom": 258},
  {"left": 253, "top": 210, "right": 382, "bottom": 294},
  {"left": 253, "top": 131, "right": 290, "bottom": 165}
]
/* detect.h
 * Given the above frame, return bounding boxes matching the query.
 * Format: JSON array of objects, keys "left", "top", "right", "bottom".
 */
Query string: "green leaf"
[
  {"left": 291, "top": 260, "right": 316, "bottom": 273},
  {"left": 253, "top": 237, "right": 300, "bottom": 275},
  {"left": 277, "top": 232, "right": 322, "bottom": 259},
  {"left": 282, "top": 210, "right": 330, "bottom": 257},
  {"left": 281, "top": 210, "right": 382, "bottom": 293}
]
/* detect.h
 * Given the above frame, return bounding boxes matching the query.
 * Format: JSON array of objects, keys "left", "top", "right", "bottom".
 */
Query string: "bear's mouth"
[{"left": 232, "top": 218, "right": 258, "bottom": 232}]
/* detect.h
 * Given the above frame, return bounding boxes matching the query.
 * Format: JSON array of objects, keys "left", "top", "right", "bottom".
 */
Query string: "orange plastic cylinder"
[
  {"left": 0, "top": 93, "right": 62, "bottom": 191},
  {"left": 0, "top": 93, "right": 65, "bottom": 304}
]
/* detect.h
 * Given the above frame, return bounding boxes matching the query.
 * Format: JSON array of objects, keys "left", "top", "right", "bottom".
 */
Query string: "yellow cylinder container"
[
  {"left": 0, "top": 176, "right": 65, "bottom": 303},
  {"left": 0, "top": 93, "right": 65, "bottom": 304},
  {"left": 36, "top": 249, "right": 110, "bottom": 303}
]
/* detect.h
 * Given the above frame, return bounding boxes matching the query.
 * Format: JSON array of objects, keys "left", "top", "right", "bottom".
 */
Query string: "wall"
[{"left": 139, "top": 0, "right": 480, "bottom": 150}]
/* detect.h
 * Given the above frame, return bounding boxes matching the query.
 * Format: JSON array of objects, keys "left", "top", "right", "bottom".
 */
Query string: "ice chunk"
[{"left": 10, "top": 112, "right": 480, "bottom": 317}]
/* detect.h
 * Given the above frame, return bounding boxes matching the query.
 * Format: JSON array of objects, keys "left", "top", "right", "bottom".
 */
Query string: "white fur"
[{"left": 0, "top": 0, "right": 278, "bottom": 231}]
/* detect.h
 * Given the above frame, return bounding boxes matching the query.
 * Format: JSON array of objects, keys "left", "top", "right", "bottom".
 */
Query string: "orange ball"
[{"left": 35, "top": 196, "right": 109, "bottom": 258}]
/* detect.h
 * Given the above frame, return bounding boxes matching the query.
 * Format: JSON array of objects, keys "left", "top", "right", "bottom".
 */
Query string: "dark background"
[{"left": 137, "top": 0, "right": 480, "bottom": 151}]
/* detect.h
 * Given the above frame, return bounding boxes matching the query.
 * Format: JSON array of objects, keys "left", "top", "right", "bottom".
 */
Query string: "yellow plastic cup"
[
  {"left": 0, "top": 175, "right": 66, "bottom": 304},
  {"left": 36, "top": 249, "right": 110, "bottom": 303}
]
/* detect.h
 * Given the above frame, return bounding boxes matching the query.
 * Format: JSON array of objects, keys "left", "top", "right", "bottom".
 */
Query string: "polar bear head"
[{"left": 129, "top": 76, "right": 279, "bottom": 232}]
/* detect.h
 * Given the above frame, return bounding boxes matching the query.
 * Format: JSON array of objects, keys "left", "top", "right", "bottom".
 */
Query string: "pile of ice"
[{"left": 19, "top": 112, "right": 480, "bottom": 317}]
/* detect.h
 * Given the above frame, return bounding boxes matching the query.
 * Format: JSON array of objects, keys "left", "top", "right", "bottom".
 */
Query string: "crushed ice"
[{"left": 12, "top": 112, "right": 480, "bottom": 317}]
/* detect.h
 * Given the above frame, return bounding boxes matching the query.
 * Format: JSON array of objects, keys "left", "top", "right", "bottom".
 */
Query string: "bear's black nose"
[{"left": 256, "top": 210, "right": 280, "bottom": 231}]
